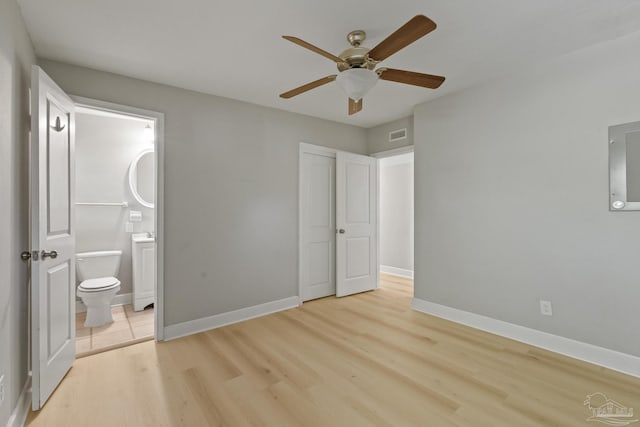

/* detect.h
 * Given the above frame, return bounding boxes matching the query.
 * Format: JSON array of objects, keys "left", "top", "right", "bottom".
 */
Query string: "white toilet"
[{"left": 76, "top": 250, "right": 122, "bottom": 327}]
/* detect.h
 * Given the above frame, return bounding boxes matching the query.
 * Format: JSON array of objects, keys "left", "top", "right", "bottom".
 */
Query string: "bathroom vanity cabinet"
[{"left": 132, "top": 234, "right": 156, "bottom": 311}]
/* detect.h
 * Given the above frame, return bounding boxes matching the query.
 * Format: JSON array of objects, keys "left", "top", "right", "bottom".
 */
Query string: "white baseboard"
[
  {"left": 75, "top": 292, "right": 132, "bottom": 313},
  {"left": 164, "top": 296, "right": 299, "bottom": 341},
  {"left": 412, "top": 297, "right": 640, "bottom": 378},
  {"left": 380, "top": 265, "right": 414, "bottom": 279},
  {"left": 6, "top": 375, "right": 31, "bottom": 427}
]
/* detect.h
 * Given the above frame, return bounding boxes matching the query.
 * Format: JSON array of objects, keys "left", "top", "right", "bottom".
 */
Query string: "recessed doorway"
[
  {"left": 374, "top": 147, "right": 414, "bottom": 295},
  {"left": 73, "top": 105, "right": 159, "bottom": 356},
  {"left": 379, "top": 151, "right": 414, "bottom": 281}
]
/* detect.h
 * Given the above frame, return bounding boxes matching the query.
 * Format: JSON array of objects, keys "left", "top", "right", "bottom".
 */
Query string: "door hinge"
[{"left": 21, "top": 250, "right": 39, "bottom": 261}]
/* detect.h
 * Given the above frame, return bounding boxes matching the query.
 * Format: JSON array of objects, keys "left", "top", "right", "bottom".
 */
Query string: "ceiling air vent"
[{"left": 389, "top": 128, "right": 407, "bottom": 142}]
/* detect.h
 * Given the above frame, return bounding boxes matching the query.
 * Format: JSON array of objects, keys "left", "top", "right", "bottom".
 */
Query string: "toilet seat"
[{"left": 78, "top": 276, "right": 121, "bottom": 292}]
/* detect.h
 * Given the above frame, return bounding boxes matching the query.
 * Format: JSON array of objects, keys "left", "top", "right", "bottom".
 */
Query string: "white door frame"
[
  {"left": 71, "top": 96, "right": 166, "bottom": 340},
  {"left": 370, "top": 145, "right": 415, "bottom": 284},
  {"left": 369, "top": 145, "right": 415, "bottom": 159},
  {"left": 298, "top": 143, "right": 338, "bottom": 305},
  {"left": 299, "top": 143, "right": 413, "bottom": 303}
]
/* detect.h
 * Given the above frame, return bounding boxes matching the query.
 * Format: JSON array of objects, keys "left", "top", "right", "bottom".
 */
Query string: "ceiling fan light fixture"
[
  {"left": 279, "top": 15, "right": 444, "bottom": 116},
  {"left": 335, "top": 68, "right": 378, "bottom": 101}
]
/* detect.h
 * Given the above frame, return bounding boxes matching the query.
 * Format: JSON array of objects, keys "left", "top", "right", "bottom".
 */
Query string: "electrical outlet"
[
  {"left": 0, "top": 373, "right": 5, "bottom": 405},
  {"left": 540, "top": 300, "right": 553, "bottom": 316}
]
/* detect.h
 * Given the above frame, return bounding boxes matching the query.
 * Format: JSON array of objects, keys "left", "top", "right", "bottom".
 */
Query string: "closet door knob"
[{"left": 338, "top": 229, "right": 346, "bottom": 234}]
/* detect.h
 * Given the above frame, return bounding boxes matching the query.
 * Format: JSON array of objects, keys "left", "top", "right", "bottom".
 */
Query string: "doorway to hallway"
[{"left": 378, "top": 150, "right": 414, "bottom": 290}]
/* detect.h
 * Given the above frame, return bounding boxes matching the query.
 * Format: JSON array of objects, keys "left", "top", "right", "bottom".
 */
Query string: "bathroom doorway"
[
  {"left": 72, "top": 98, "right": 164, "bottom": 356},
  {"left": 29, "top": 67, "right": 165, "bottom": 409}
]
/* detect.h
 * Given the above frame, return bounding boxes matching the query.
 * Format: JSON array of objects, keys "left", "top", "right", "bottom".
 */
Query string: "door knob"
[
  {"left": 41, "top": 250, "right": 58, "bottom": 259},
  {"left": 338, "top": 229, "right": 346, "bottom": 234}
]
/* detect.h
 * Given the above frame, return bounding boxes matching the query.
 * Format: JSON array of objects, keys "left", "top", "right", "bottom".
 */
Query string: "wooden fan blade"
[
  {"left": 378, "top": 68, "right": 445, "bottom": 89},
  {"left": 348, "top": 98, "right": 363, "bottom": 115},
  {"left": 282, "top": 36, "right": 345, "bottom": 64},
  {"left": 279, "top": 75, "right": 337, "bottom": 99},
  {"left": 368, "top": 15, "right": 437, "bottom": 62}
]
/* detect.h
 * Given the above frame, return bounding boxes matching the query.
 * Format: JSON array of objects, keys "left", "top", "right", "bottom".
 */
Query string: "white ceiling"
[{"left": 17, "top": 0, "right": 640, "bottom": 128}]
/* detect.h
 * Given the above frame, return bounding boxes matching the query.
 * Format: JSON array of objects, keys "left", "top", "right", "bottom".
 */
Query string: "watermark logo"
[{"left": 584, "top": 392, "right": 638, "bottom": 426}]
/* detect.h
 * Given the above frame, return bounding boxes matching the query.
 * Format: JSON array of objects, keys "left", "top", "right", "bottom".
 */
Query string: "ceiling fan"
[{"left": 279, "top": 15, "right": 445, "bottom": 116}]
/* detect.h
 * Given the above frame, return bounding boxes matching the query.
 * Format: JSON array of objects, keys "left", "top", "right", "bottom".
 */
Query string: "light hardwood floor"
[{"left": 27, "top": 274, "right": 640, "bottom": 426}]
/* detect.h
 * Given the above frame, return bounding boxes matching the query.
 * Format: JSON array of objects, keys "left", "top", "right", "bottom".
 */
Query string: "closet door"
[
  {"left": 336, "top": 152, "right": 377, "bottom": 297},
  {"left": 300, "top": 152, "right": 336, "bottom": 301}
]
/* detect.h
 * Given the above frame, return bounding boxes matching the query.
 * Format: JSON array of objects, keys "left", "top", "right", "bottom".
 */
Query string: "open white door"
[
  {"left": 336, "top": 152, "right": 377, "bottom": 297},
  {"left": 30, "top": 66, "right": 76, "bottom": 410}
]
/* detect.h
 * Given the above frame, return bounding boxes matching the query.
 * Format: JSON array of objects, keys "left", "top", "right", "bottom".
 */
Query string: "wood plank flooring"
[{"left": 27, "top": 274, "right": 640, "bottom": 426}]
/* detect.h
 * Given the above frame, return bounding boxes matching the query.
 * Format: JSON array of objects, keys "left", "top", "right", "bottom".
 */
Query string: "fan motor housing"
[
  {"left": 337, "top": 47, "right": 377, "bottom": 71},
  {"left": 337, "top": 30, "right": 377, "bottom": 72}
]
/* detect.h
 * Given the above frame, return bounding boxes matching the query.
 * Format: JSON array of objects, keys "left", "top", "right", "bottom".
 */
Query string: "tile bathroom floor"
[{"left": 76, "top": 304, "right": 154, "bottom": 357}]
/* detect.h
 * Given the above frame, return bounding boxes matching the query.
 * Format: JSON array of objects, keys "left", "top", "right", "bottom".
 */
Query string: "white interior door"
[
  {"left": 336, "top": 152, "right": 377, "bottom": 297},
  {"left": 30, "top": 66, "right": 76, "bottom": 410},
  {"left": 300, "top": 152, "right": 336, "bottom": 301}
]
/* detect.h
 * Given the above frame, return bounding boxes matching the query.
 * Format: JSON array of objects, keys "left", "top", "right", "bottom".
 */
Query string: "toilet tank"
[{"left": 76, "top": 250, "right": 122, "bottom": 281}]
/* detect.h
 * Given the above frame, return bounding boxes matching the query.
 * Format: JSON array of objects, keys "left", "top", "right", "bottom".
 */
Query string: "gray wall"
[
  {"left": 40, "top": 59, "right": 368, "bottom": 326},
  {"left": 76, "top": 112, "right": 155, "bottom": 295},
  {"left": 367, "top": 116, "right": 413, "bottom": 154},
  {"left": 380, "top": 154, "right": 414, "bottom": 272},
  {"left": 0, "top": 0, "right": 35, "bottom": 424},
  {"left": 414, "top": 31, "right": 640, "bottom": 357}
]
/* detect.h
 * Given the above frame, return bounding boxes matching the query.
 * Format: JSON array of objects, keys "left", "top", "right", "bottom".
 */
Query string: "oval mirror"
[{"left": 129, "top": 148, "right": 155, "bottom": 208}]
